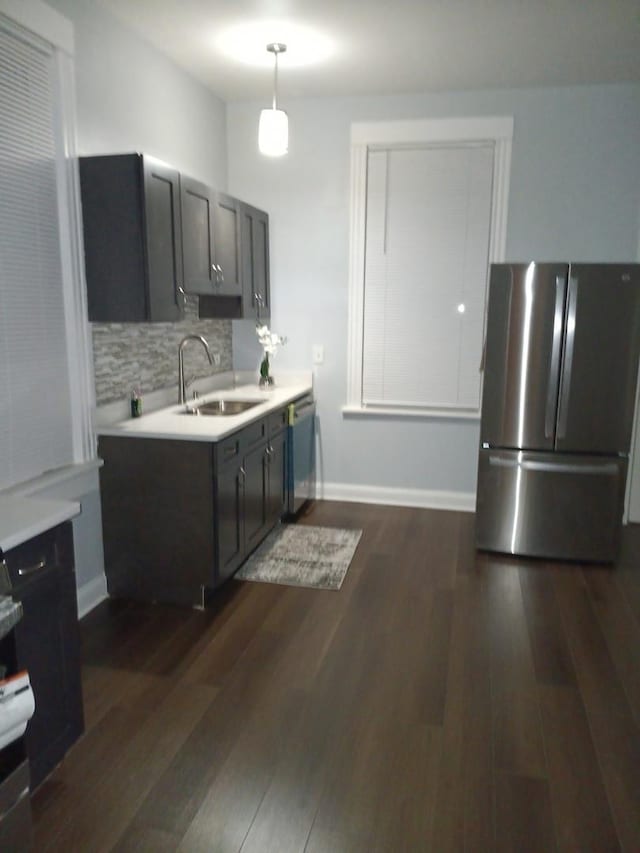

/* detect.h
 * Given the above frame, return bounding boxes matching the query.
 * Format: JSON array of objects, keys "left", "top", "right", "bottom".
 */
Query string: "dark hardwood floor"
[{"left": 31, "top": 501, "right": 640, "bottom": 852}]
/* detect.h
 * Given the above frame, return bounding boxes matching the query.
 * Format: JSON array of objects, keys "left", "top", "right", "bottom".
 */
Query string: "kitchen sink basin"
[{"left": 181, "top": 399, "right": 261, "bottom": 416}]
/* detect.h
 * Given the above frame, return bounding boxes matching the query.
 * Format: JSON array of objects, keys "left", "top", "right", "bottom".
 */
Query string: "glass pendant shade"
[{"left": 258, "top": 107, "right": 288, "bottom": 157}]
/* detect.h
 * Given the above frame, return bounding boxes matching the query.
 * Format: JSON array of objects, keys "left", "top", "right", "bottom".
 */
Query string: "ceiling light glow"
[{"left": 217, "top": 21, "right": 335, "bottom": 68}]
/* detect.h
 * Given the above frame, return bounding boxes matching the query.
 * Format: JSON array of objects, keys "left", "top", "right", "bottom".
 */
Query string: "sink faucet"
[{"left": 178, "top": 334, "right": 214, "bottom": 404}]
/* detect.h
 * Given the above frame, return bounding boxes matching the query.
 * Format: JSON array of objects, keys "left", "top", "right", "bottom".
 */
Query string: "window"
[
  {"left": 0, "top": 8, "right": 94, "bottom": 489},
  {"left": 346, "top": 117, "right": 513, "bottom": 417}
]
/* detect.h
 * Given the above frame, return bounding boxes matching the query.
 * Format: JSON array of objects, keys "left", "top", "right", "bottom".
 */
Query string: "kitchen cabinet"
[
  {"left": 213, "top": 192, "right": 243, "bottom": 298},
  {"left": 180, "top": 174, "right": 216, "bottom": 296},
  {"left": 98, "top": 409, "right": 289, "bottom": 607},
  {"left": 199, "top": 198, "right": 270, "bottom": 321},
  {"left": 80, "top": 154, "right": 184, "bottom": 322},
  {"left": 241, "top": 203, "right": 271, "bottom": 320},
  {"left": 2, "top": 523, "right": 84, "bottom": 790}
]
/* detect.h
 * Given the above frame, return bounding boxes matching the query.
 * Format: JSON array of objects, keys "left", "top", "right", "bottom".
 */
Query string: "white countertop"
[
  {"left": 96, "top": 379, "right": 313, "bottom": 443},
  {"left": 0, "top": 494, "right": 80, "bottom": 553}
]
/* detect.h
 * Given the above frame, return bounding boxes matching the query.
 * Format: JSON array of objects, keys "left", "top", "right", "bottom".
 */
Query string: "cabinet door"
[
  {"left": 213, "top": 192, "right": 242, "bottom": 298},
  {"left": 142, "top": 157, "right": 184, "bottom": 320},
  {"left": 266, "top": 429, "right": 286, "bottom": 525},
  {"left": 181, "top": 175, "right": 216, "bottom": 295},
  {"left": 11, "top": 533, "right": 83, "bottom": 790},
  {"left": 243, "top": 442, "right": 269, "bottom": 552},
  {"left": 241, "top": 203, "right": 270, "bottom": 320},
  {"left": 215, "top": 464, "right": 244, "bottom": 582}
]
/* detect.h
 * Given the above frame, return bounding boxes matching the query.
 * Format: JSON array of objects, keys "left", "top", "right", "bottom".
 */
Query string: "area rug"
[{"left": 236, "top": 524, "right": 363, "bottom": 590}]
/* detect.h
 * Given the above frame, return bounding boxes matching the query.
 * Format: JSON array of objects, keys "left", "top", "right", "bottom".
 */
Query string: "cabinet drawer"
[
  {"left": 216, "top": 433, "right": 241, "bottom": 470},
  {"left": 268, "top": 407, "right": 288, "bottom": 437},
  {"left": 2, "top": 526, "right": 67, "bottom": 593},
  {"left": 242, "top": 418, "right": 267, "bottom": 451}
]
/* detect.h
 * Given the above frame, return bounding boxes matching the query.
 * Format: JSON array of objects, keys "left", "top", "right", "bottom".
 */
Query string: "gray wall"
[
  {"left": 228, "top": 83, "right": 640, "bottom": 500},
  {"left": 47, "top": 0, "right": 233, "bottom": 404}
]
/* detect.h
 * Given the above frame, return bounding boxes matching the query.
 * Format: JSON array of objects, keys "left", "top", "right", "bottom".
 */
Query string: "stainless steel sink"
[{"left": 181, "top": 399, "right": 261, "bottom": 416}]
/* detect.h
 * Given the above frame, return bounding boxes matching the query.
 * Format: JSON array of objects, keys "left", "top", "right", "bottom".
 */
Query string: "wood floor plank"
[
  {"left": 553, "top": 568, "right": 634, "bottom": 720},
  {"left": 583, "top": 566, "right": 640, "bottom": 721},
  {"left": 495, "top": 773, "right": 557, "bottom": 853},
  {"left": 519, "top": 564, "right": 577, "bottom": 687},
  {"left": 33, "top": 678, "right": 216, "bottom": 851},
  {"left": 538, "top": 684, "right": 620, "bottom": 853},
  {"left": 430, "top": 574, "right": 494, "bottom": 852},
  {"left": 486, "top": 560, "right": 547, "bottom": 778},
  {"left": 587, "top": 710, "right": 640, "bottom": 851}
]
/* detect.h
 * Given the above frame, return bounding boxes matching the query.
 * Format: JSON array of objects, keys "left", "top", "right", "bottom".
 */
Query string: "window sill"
[{"left": 342, "top": 404, "right": 481, "bottom": 421}]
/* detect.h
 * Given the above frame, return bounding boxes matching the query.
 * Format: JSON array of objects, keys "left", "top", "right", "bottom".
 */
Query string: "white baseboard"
[
  {"left": 76, "top": 573, "right": 108, "bottom": 619},
  {"left": 319, "top": 482, "right": 476, "bottom": 513}
]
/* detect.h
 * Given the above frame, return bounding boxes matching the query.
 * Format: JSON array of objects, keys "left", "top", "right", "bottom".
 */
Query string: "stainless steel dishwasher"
[{"left": 286, "top": 394, "right": 316, "bottom": 515}]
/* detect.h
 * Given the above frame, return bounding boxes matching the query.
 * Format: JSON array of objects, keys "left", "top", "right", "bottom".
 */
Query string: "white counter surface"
[
  {"left": 0, "top": 494, "right": 80, "bottom": 553},
  {"left": 96, "top": 381, "right": 313, "bottom": 443}
]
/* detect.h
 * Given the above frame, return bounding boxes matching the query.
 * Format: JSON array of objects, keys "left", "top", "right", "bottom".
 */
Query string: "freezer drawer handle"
[
  {"left": 488, "top": 455, "right": 619, "bottom": 476},
  {"left": 545, "top": 274, "right": 566, "bottom": 438},
  {"left": 556, "top": 275, "right": 578, "bottom": 439},
  {"left": 17, "top": 558, "right": 47, "bottom": 577}
]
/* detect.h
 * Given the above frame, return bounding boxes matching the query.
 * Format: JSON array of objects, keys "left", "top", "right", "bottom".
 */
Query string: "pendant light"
[{"left": 259, "top": 43, "right": 288, "bottom": 157}]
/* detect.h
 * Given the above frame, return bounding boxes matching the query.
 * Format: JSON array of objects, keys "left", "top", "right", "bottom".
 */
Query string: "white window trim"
[
  {"left": 0, "top": 0, "right": 96, "bottom": 465},
  {"left": 345, "top": 116, "right": 513, "bottom": 418}
]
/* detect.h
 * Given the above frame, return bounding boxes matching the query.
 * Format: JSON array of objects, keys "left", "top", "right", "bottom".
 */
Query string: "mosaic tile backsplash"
[{"left": 92, "top": 297, "right": 233, "bottom": 405}]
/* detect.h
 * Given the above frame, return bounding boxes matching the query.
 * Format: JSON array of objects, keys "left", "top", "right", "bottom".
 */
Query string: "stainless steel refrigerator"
[{"left": 476, "top": 262, "right": 640, "bottom": 561}]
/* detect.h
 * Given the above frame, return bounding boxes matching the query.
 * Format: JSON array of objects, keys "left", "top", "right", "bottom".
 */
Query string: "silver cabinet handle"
[
  {"left": 18, "top": 558, "right": 47, "bottom": 577},
  {"left": 557, "top": 275, "right": 578, "bottom": 439},
  {"left": 239, "top": 466, "right": 246, "bottom": 480},
  {"left": 545, "top": 274, "right": 567, "bottom": 437},
  {"left": 216, "top": 264, "right": 224, "bottom": 283},
  {"left": 177, "top": 285, "right": 187, "bottom": 306}
]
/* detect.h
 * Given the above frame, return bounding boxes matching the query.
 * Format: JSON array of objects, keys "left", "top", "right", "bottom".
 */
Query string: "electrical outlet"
[
  {"left": 213, "top": 353, "right": 221, "bottom": 366},
  {"left": 313, "top": 344, "right": 324, "bottom": 365}
]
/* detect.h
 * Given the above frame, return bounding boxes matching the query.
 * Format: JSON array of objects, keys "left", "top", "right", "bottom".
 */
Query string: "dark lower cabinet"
[
  {"left": 4, "top": 523, "right": 83, "bottom": 791},
  {"left": 99, "top": 409, "right": 289, "bottom": 607}
]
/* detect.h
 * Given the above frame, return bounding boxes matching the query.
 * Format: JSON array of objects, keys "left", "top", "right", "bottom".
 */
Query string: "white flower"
[{"left": 256, "top": 323, "right": 287, "bottom": 357}]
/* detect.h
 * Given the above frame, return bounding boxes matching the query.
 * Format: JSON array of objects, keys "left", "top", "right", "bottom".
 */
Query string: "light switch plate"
[{"left": 313, "top": 344, "right": 324, "bottom": 365}]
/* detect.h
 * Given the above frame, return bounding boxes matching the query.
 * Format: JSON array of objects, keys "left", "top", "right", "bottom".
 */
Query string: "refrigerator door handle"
[
  {"left": 488, "top": 455, "right": 620, "bottom": 476},
  {"left": 556, "top": 275, "right": 578, "bottom": 439},
  {"left": 545, "top": 274, "right": 567, "bottom": 438}
]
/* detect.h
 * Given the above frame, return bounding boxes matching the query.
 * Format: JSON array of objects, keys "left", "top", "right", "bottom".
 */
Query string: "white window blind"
[
  {"left": 0, "top": 23, "right": 74, "bottom": 488},
  {"left": 361, "top": 144, "right": 494, "bottom": 411}
]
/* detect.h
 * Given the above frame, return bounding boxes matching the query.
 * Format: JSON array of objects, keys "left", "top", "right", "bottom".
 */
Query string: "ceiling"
[{"left": 98, "top": 0, "right": 640, "bottom": 102}]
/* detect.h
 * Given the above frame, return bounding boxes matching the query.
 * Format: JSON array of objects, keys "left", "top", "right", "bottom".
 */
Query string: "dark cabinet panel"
[
  {"left": 180, "top": 174, "right": 216, "bottom": 295},
  {"left": 215, "top": 463, "right": 243, "bottom": 583},
  {"left": 6, "top": 523, "right": 83, "bottom": 790},
  {"left": 243, "top": 441, "right": 269, "bottom": 552},
  {"left": 213, "top": 192, "right": 242, "bottom": 298},
  {"left": 267, "top": 429, "right": 287, "bottom": 525},
  {"left": 99, "top": 437, "right": 215, "bottom": 607},
  {"left": 199, "top": 197, "right": 270, "bottom": 321},
  {"left": 80, "top": 154, "right": 184, "bottom": 322},
  {"left": 241, "top": 203, "right": 270, "bottom": 320}
]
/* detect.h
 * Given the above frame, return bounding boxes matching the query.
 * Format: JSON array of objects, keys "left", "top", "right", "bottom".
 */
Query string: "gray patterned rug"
[{"left": 236, "top": 524, "right": 363, "bottom": 590}]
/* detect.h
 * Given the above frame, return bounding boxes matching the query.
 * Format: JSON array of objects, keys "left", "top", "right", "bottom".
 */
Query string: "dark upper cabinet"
[
  {"left": 213, "top": 192, "right": 242, "bottom": 298},
  {"left": 80, "top": 154, "right": 184, "bottom": 322},
  {"left": 199, "top": 196, "right": 270, "bottom": 321},
  {"left": 4, "top": 523, "right": 84, "bottom": 790},
  {"left": 180, "top": 174, "right": 216, "bottom": 296},
  {"left": 241, "top": 202, "right": 271, "bottom": 321}
]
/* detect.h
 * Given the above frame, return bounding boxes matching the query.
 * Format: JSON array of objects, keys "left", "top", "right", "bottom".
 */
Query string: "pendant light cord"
[{"left": 272, "top": 49, "right": 279, "bottom": 110}]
